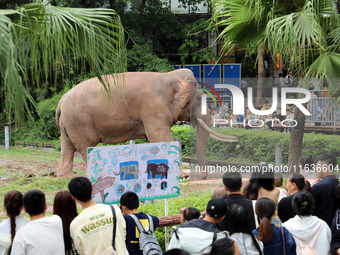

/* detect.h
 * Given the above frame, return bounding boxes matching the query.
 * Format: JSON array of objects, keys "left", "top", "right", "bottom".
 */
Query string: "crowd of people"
[
  {"left": 210, "top": 102, "right": 295, "bottom": 131},
  {"left": 0, "top": 153, "right": 338, "bottom": 255}
]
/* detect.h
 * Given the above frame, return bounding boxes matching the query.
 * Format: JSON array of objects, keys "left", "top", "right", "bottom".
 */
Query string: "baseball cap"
[{"left": 206, "top": 198, "right": 228, "bottom": 219}]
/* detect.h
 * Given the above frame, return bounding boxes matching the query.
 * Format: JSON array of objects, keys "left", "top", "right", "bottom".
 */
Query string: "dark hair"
[
  {"left": 120, "top": 191, "right": 139, "bottom": 210},
  {"left": 183, "top": 207, "right": 201, "bottom": 222},
  {"left": 255, "top": 198, "right": 276, "bottom": 243},
  {"left": 209, "top": 238, "right": 235, "bottom": 255},
  {"left": 257, "top": 163, "right": 275, "bottom": 191},
  {"left": 164, "top": 249, "right": 191, "bottom": 255},
  {"left": 292, "top": 191, "right": 315, "bottom": 216},
  {"left": 243, "top": 172, "right": 261, "bottom": 200},
  {"left": 299, "top": 155, "right": 314, "bottom": 170},
  {"left": 228, "top": 205, "right": 263, "bottom": 255},
  {"left": 288, "top": 174, "right": 316, "bottom": 202},
  {"left": 53, "top": 190, "right": 78, "bottom": 254},
  {"left": 68, "top": 177, "right": 92, "bottom": 202},
  {"left": 4, "top": 190, "right": 23, "bottom": 255},
  {"left": 223, "top": 172, "right": 242, "bottom": 192},
  {"left": 23, "top": 190, "right": 46, "bottom": 216},
  {"left": 317, "top": 154, "right": 337, "bottom": 169}
]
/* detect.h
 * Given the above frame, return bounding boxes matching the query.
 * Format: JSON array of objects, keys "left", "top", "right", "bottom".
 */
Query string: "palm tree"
[
  {"left": 0, "top": 0, "right": 126, "bottom": 125},
  {"left": 211, "top": 0, "right": 340, "bottom": 168}
]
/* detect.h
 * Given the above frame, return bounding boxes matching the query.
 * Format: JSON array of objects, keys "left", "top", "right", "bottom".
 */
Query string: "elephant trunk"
[
  {"left": 195, "top": 117, "right": 238, "bottom": 179},
  {"left": 114, "top": 167, "right": 123, "bottom": 176},
  {"left": 197, "top": 118, "right": 237, "bottom": 142},
  {"left": 196, "top": 115, "right": 211, "bottom": 179}
]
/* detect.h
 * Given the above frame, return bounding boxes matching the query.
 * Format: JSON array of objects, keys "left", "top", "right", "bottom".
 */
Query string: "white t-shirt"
[
  {"left": 70, "top": 204, "right": 128, "bottom": 255},
  {"left": 0, "top": 216, "right": 29, "bottom": 255},
  {"left": 10, "top": 215, "right": 65, "bottom": 255}
]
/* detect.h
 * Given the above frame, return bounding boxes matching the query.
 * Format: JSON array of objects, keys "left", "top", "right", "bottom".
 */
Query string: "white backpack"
[{"left": 293, "top": 222, "right": 324, "bottom": 255}]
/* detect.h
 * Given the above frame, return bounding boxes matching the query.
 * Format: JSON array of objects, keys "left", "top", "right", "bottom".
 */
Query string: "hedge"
[{"left": 184, "top": 126, "right": 340, "bottom": 164}]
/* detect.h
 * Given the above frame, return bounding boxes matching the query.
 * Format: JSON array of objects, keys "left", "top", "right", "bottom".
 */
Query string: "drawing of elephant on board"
[
  {"left": 56, "top": 68, "right": 237, "bottom": 179},
  {"left": 114, "top": 165, "right": 140, "bottom": 180},
  {"left": 146, "top": 163, "right": 169, "bottom": 179}
]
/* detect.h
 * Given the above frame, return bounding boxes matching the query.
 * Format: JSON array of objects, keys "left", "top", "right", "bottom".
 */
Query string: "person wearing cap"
[{"left": 167, "top": 198, "right": 229, "bottom": 255}]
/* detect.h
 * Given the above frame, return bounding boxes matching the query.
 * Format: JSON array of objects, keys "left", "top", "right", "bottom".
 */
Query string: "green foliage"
[
  {"left": 187, "top": 126, "right": 340, "bottom": 164},
  {"left": 179, "top": 19, "right": 213, "bottom": 65},
  {"left": 0, "top": 1, "right": 126, "bottom": 126},
  {"left": 127, "top": 44, "right": 174, "bottom": 72},
  {"left": 139, "top": 191, "right": 211, "bottom": 250},
  {"left": 171, "top": 125, "right": 191, "bottom": 156},
  {"left": 37, "top": 91, "right": 66, "bottom": 139}
]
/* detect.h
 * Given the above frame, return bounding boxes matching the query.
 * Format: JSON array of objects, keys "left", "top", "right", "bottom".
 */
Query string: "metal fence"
[{"left": 306, "top": 96, "right": 340, "bottom": 126}]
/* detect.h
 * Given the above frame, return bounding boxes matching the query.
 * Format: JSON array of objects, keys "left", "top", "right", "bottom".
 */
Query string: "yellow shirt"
[{"left": 70, "top": 204, "right": 128, "bottom": 255}]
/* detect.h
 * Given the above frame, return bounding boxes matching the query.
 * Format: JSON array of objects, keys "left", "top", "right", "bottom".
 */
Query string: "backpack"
[
  {"left": 293, "top": 222, "right": 324, "bottom": 255},
  {"left": 129, "top": 214, "right": 163, "bottom": 255}
]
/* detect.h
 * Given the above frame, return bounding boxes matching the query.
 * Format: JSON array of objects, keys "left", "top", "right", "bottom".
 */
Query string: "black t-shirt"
[
  {"left": 124, "top": 212, "right": 159, "bottom": 255},
  {"left": 313, "top": 175, "right": 339, "bottom": 227},
  {"left": 278, "top": 195, "right": 295, "bottom": 223},
  {"left": 219, "top": 193, "right": 256, "bottom": 231}
]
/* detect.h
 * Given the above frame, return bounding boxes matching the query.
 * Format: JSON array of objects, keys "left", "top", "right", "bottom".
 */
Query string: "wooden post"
[
  {"left": 5, "top": 125, "right": 9, "bottom": 150},
  {"left": 275, "top": 143, "right": 282, "bottom": 166},
  {"left": 175, "top": 138, "right": 182, "bottom": 165}
]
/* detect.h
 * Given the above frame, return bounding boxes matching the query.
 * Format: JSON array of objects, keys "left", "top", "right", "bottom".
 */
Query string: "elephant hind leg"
[{"left": 57, "top": 131, "right": 77, "bottom": 178}]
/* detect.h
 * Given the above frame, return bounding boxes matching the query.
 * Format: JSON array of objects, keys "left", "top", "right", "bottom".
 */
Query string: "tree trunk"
[
  {"left": 288, "top": 95, "right": 306, "bottom": 173},
  {"left": 256, "top": 45, "right": 265, "bottom": 107}
]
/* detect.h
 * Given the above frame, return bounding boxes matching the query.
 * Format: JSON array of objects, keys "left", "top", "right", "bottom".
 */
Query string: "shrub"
[
  {"left": 188, "top": 126, "right": 340, "bottom": 164},
  {"left": 37, "top": 91, "right": 65, "bottom": 139}
]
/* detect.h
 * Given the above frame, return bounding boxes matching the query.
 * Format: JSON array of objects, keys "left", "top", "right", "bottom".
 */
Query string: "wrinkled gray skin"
[
  {"left": 115, "top": 165, "right": 139, "bottom": 180},
  {"left": 56, "top": 69, "right": 236, "bottom": 179}
]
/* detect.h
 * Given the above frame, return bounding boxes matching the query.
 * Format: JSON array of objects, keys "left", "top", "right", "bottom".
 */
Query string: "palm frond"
[
  {"left": 0, "top": 0, "right": 127, "bottom": 124},
  {"left": 265, "top": 2, "right": 325, "bottom": 73},
  {"left": 0, "top": 13, "right": 35, "bottom": 125}
]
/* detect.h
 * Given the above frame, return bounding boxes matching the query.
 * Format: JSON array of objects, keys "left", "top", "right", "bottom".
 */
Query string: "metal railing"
[{"left": 306, "top": 97, "right": 339, "bottom": 126}]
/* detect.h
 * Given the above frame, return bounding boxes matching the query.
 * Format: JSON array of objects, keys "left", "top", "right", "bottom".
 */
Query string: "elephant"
[
  {"left": 146, "top": 163, "right": 169, "bottom": 179},
  {"left": 114, "top": 164, "right": 140, "bottom": 180},
  {"left": 56, "top": 68, "right": 237, "bottom": 179}
]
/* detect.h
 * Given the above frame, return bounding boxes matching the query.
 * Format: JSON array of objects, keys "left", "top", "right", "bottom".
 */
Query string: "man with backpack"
[
  {"left": 167, "top": 198, "right": 229, "bottom": 255},
  {"left": 120, "top": 191, "right": 162, "bottom": 255}
]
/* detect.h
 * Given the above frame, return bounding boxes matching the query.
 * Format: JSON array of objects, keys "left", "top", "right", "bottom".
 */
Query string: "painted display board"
[{"left": 87, "top": 142, "right": 181, "bottom": 204}]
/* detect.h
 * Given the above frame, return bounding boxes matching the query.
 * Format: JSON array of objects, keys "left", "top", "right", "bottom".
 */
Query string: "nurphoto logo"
[{"left": 201, "top": 84, "right": 311, "bottom": 128}]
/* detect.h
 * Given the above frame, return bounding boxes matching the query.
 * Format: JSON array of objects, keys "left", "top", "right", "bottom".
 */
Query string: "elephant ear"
[{"left": 179, "top": 78, "right": 191, "bottom": 109}]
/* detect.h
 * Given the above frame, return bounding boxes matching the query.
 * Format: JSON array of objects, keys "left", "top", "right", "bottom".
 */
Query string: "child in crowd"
[
  {"left": 208, "top": 238, "right": 240, "bottom": 255},
  {"left": 180, "top": 207, "right": 201, "bottom": 223},
  {"left": 120, "top": 191, "right": 160, "bottom": 255},
  {"left": 228, "top": 204, "right": 263, "bottom": 254},
  {"left": 274, "top": 172, "right": 288, "bottom": 202},
  {"left": 253, "top": 198, "right": 296, "bottom": 255},
  {"left": 0, "top": 190, "right": 28, "bottom": 255}
]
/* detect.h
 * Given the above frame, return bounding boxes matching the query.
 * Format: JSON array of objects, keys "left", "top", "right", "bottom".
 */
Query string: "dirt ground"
[{"left": 0, "top": 151, "right": 223, "bottom": 219}]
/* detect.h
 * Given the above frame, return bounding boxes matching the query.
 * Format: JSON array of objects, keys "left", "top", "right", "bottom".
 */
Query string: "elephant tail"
[
  {"left": 56, "top": 102, "right": 61, "bottom": 131},
  {"left": 55, "top": 92, "right": 69, "bottom": 131}
]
